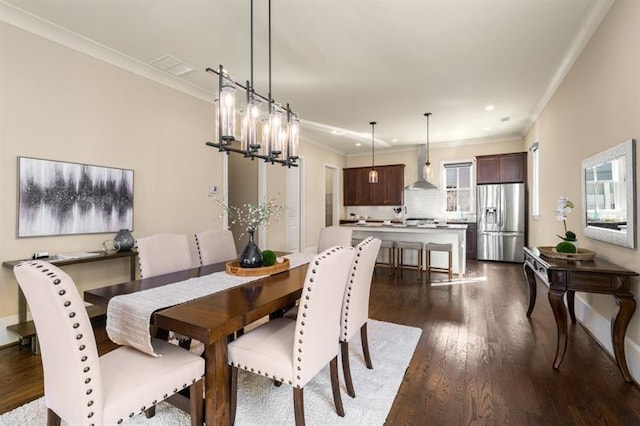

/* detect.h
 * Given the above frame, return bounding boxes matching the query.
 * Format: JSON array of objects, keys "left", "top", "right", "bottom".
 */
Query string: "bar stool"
[
  {"left": 396, "top": 241, "right": 424, "bottom": 279},
  {"left": 375, "top": 240, "right": 396, "bottom": 276},
  {"left": 425, "top": 242, "right": 453, "bottom": 282}
]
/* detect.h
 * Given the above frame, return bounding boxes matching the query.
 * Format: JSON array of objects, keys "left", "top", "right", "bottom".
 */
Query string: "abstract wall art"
[{"left": 17, "top": 157, "right": 134, "bottom": 237}]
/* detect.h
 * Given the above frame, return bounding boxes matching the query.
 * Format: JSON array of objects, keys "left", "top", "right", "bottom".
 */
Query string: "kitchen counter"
[{"left": 341, "top": 224, "right": 467, "bottom": 277}]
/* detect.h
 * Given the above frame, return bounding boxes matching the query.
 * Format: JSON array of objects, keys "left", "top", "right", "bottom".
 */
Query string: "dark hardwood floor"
[{"left": 1, "top": 259, "right": 639, "bottom": 424}]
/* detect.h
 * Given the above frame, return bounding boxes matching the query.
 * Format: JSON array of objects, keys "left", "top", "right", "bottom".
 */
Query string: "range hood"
[{"left": 404, "top": 144, "right": 439, "bottom": 190}]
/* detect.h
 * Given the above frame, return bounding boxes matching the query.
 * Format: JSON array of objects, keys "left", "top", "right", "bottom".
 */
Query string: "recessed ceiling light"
[
  {"left": 484, "top": 105, "right": 495, "bottom": 111},
  {"left": 355, "top": 143, "right": 362, "bottom": 147},
  {"left": 331, "top": 130, "right": 344, "bottom": 135},
  {"left": 392, "top": 138, "right": 398, "bottom": 142},
  {"left": 149, "top": 55, "right": 194, "bottom": 76},
  {"left": 484, "top": 127, "right": 491, "bottom": 131}
]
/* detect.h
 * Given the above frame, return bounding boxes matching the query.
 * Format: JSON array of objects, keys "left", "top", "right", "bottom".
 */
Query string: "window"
[
  {"left": 530, "top": 142, "right": 540, "bottom": 219},
  {"left": 442, "top": 161, "right": 474, "bottom": 213}
]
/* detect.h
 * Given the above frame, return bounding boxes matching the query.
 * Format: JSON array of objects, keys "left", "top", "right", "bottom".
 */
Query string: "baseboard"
[
  {"left": 0, "top": 315, "right": 20, "bottom": 348},
  {"left": 574, "top": 294, "right": 640, "bottom": 384}
]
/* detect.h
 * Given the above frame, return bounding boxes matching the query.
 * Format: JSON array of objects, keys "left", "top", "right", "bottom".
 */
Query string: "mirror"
[{"left": 581, "top": 139, "right": 636, "bottom": 248}]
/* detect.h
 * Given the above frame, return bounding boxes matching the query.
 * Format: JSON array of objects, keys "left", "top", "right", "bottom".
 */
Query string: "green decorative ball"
[
  {"left": 262, "top": 250, "right": 277, "bottom": 266},
  {"left": 565, "top": 231, "right": 577, "bottom": 241},
  {"left": 556, "top": 241, "right": 577, "bottom": 254}
]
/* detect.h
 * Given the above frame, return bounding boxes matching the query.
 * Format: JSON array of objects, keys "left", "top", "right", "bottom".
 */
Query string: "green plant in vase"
[
  {"left": 554, "top": 196, "right": 577, "bottom": 253},
  {"left": 211, "top": 195, "right": 286, "bottom": 268}
]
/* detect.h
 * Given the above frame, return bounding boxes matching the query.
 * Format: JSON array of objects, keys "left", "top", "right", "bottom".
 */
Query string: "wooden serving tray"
[
  {"left": 225, "top": 258, "right": 290, "bottom": 276},
  {"left": 538, "top": 246, "right": 597, "bottom": 261}
]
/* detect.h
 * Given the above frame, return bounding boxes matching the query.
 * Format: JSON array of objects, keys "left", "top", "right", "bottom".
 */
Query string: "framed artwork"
[{"left": 17, "top": 157, "right": 134, "bottom": 237}]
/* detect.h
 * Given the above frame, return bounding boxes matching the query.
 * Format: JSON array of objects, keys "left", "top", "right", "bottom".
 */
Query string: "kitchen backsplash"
[{"left": 345, "top": 189, "right": 476, "bottom": 222}]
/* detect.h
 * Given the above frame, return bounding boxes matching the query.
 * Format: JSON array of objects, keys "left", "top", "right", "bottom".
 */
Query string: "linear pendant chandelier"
[{"left": 205, "top": 0, "right": 299, "bottom": 167}]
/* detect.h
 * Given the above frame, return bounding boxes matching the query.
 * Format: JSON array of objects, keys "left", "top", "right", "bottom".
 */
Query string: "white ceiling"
[{"left": 2, "top": 0, "right": 612, "bottom": 156}]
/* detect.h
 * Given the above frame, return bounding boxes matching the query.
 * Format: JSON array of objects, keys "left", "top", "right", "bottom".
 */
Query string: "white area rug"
[{"left": 0, "top": 319, "right": 421, "bottom": 426}]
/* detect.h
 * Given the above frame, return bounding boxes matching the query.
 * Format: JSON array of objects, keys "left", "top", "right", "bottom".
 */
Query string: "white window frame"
[{"left": 441, "top": 160, "right": 475, "bottom": 215}]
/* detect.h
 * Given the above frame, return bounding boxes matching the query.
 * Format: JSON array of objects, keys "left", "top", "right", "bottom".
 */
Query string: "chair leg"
[
  {"left": 189, "top": 379, "right": 203, "bottom": 426},
  {"left": 293, "top": 387, "right": 306, "bottom": 426},
  {"left": 361, "top": 322, "right": 373, "bottom": 369},
  {"left": 144, "top": 406, "right": 156, "bottom": 418},
  {"left": 329, "top": 356, "right": 345, "bottom": 417},
  {"left": 230, "top": 366, "right": 239, "bottom": 426},
  {"left": 47, "top": 409, "right": 61, "bottom": 426},
  {"left": 341, "top": 341, "right": 355, "bottom": 398}
]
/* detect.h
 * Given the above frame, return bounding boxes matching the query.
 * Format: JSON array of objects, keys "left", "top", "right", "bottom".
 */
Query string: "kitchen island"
[{"left": 341, "top": 223, "right": 467, "bottom": 277}]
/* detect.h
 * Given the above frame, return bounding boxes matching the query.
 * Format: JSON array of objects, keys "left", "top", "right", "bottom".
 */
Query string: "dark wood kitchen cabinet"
[
  {"left": 343, "top": 164, "right": 405, "bottom": 206},
  {"left": 476, "top": 152, "right": 527, "bottom": 184}
]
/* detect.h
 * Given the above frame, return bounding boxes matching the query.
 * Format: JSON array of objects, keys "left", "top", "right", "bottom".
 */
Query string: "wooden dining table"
[{"left": 84, "top": 260, "right": 308, "bottom": 426}]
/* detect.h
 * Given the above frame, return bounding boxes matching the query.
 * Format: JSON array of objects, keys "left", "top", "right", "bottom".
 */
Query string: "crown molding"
[{"left": 1, "top": 1, "right": 214, "bottom": 103}]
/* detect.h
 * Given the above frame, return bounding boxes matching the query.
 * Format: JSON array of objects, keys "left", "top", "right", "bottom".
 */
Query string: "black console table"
[
  {"left": 3, "top": 250, "right": 138, "bottom": 353},
  {"left": 523, "top": 247, "right": 638, "bottom": 382}
]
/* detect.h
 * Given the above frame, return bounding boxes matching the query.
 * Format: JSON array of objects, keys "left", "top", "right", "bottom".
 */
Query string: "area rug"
[{"left": 0, "top": 319, "right": 421, "bottom": 426}]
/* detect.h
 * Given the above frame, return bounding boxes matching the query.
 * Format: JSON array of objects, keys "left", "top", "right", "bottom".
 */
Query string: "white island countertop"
[{"left": 341, "top": 223, "right": 467, "bottom": 277}]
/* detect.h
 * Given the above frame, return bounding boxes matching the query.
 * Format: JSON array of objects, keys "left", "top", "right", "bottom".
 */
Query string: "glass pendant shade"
[
  {"left": 241, "top": 96, "right": 261, "bottom": 152},
  {"left": 288, "top": 113, "right": 300, "bottom": 159},
  {"left": 369, "top": 169, "right": 379, "bottom": 183},
  {"left": 269, "top": 105, "right": 285, "bottom": 156},
  {"left": 216, "top": 71, "right": 236, "bottom": 143},
  {"left": 423, "top": 162, "right": 433, "bottom": 179}
]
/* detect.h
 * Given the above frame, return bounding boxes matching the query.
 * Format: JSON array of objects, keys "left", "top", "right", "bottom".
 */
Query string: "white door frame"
[{"left": 324, "top": 163, "right": 340, "bottom": 226}]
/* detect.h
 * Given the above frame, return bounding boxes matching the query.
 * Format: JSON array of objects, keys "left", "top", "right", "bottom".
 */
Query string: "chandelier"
[{"left": 205, "top": 0, "right": 299, "bottom": 167}]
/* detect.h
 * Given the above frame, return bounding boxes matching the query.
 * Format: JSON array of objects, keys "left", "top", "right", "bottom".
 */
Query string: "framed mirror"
[{"left": 581, "top": 139, "right": 636, "bottom": 248}]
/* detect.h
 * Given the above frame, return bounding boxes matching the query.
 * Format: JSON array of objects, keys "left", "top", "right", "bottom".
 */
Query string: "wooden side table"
[
  {"left": 523, "top": 247, "right": 638, "bottom": 382},
  {"left": 3, "top": 250, "right": 138, "bottom": 353}
]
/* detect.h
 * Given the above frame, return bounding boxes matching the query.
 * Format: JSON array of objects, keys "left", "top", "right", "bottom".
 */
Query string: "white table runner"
[{"left": 106, "top": 252, "right": 315, "bottom": 356}]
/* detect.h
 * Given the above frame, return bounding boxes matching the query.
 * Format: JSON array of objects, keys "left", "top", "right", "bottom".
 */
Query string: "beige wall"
[
  {"left": 0, "top": 23, "right": 224, "bottom": 318},
  {"left": 525, "top": 0, "right": 639, "bottom": 380},
  {"left": 299, "top": 143, "right": 347, "bottom": 250}
]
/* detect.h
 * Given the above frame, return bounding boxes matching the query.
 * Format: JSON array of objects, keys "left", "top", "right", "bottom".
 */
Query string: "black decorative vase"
[
  {"left": 114, "top": 229, "right": 135, "bottom": 251},
  {"left": 240, "top": 229, "right": 263, "bottom": 268}
]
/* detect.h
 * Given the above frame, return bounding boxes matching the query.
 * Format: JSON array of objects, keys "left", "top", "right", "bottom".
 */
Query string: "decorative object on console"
[
  {"left": 368, "top": 121, "right": 378, "bottom": 184},
  {"left": 17, "top": 157, "right": 133, "bottom": 237},
  {"left": 205, "top": 0, "right": 299, "bottom": 168},
  {"left": 554, "top": 196, "right": 577, "bottom": 253},
  {"left": 114, "top": 229, "right": 135, "bottom": 251}
]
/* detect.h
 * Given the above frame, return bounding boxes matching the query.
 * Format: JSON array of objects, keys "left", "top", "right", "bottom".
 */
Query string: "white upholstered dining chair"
[
  {"left": 135, "top": 233, "right": 192, "bottom": 278},
  {"left": 13, "top": 260, "right": 204, "bottom": 426},
  {"left": 194, "top": 228, "right": 237, "bottom": 266},
  {"left": 340, "top": 236, "right": 381, "bottom": 397},
  {"left": 228, "top": 246, "right": 356, "bottom": 426},
  {"left": 317, "top": 225, "right": 353, "bottom": 253}
]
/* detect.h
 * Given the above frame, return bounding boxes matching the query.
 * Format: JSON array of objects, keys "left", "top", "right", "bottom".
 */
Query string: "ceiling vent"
[{"left": 149, "top": 55, "right": 194, "bottom": 76}]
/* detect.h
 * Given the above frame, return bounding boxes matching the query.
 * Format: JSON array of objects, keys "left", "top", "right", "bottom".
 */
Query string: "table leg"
[
  {"left": 129, "top": 255, "right": 137, "bottom": 281},
  {"left": 548, "top": 288, "right": 568, "bottom": 369},
  {"left": 612, "top": 295, "right": 636, "bottom": 382},
  {"left": 204, "top": 339, "right": 231, "bottom": 426},
  {"left": 522, "top": 263, "right": 536, "bottom": 317},
  {"left": 567, "top": 290, "right": 576, "bottom": 323}
]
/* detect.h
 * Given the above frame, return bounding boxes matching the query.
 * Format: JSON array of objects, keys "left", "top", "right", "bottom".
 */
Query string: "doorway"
[{"left": 324, "top": 164, "right": 339, "bottom": 227}]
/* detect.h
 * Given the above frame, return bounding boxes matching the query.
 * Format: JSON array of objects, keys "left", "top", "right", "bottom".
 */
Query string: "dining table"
[{"left": 83, "top": 254, "right": 313, "bottom": 426}]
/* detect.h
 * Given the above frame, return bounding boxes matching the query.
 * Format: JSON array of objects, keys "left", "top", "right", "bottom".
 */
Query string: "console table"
[
  {"left": 3, "top": 250, "right": 138, "bottom": 353},
  {"left": 523, "top": 247, "right": 638, "bottom": 382}
]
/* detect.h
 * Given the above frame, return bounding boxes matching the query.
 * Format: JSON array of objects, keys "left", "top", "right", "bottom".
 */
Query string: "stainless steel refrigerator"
[{"left": 477, "top": 183, "right": 526, "bottom": 262}]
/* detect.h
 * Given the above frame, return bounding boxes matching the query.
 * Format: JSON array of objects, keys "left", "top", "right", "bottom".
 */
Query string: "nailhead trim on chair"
[
  {"left": 342, "top": 238, "right": 374, "bottom": 339},
  {"left": 19, "top": 261, "right": 204, "bottom": 426},
  {"left": 230, "top": 247, "right": 346, "bottom": 389}
]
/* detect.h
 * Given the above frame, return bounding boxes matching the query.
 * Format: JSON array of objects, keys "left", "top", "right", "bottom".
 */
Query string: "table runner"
[{"left": 106, "top": 252, "right": 315, "bottom": 356}]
